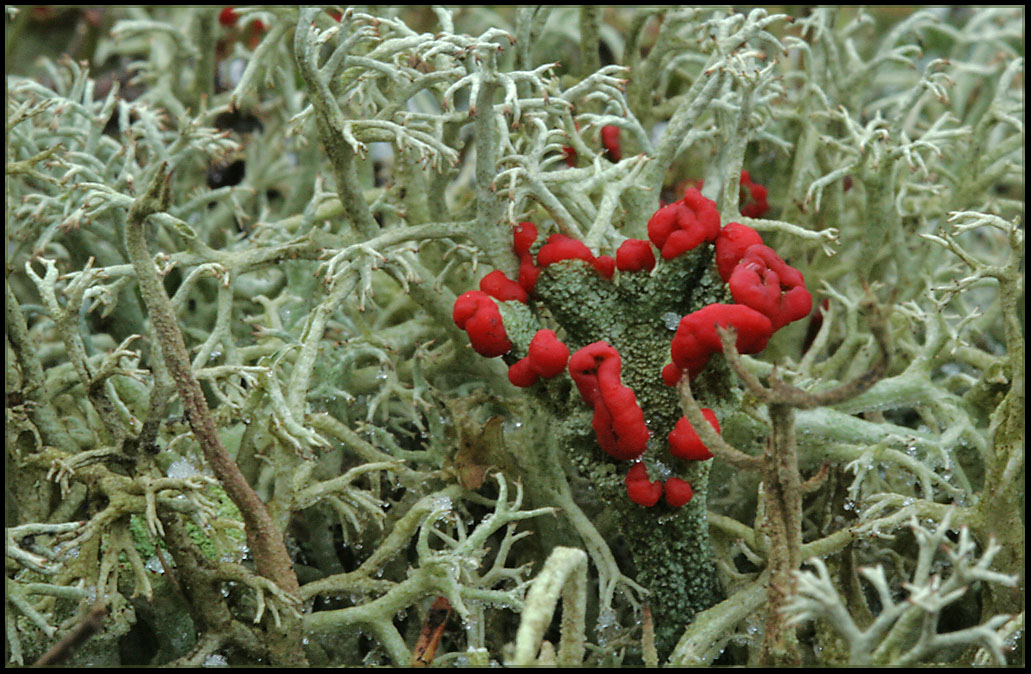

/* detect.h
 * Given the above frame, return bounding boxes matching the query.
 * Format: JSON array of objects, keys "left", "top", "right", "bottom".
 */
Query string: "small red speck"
[{"left": 218, "top": 7, "right": 238, "bottom": 27}]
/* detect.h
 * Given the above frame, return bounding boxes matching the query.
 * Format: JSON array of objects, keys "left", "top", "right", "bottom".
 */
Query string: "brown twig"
[
  {"left": 715, "top": 290, "right": 892, "bottom": 410},
  {"left": 699, "top": 293, "right": 893, "bottom": 666},
  {"left": 641, "top": 602, "right": 658, "bottom": 668},
  {"left": 33, "top": 602, "right": 108, "bottom": 666},
  {"left": 676, "top": 376, "right": 762, "bottom": 472},
  {"left": 155, "top": 545, "right": 182, "bottom": 596},
  {"left": 124, "top": 164, "right": 306, "bottom": 666}
]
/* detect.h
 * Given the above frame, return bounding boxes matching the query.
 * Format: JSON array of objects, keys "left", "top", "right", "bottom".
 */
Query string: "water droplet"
[
  {"left": 167, "top": 458, "right": 200, "bottom": 479},
  {"left": 203, "top": 653, "right": 229, "bottom": 667}
]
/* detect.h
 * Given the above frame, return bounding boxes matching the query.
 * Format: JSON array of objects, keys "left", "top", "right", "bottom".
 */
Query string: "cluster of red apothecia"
[
  {"left": 217, "top": 7, "right": 269, "bottom": 50},
  {"left": 455, "top": 175, "right": 806, "bottom": 508},
  {"left": 218, "top": 6, "right": 346, "bottom": 49},
  {"left": 562, "top": 124, "right": 623, "bottom": 165},
  {"left": 454, "top": 179, "right": 810, "bottom": 508}
]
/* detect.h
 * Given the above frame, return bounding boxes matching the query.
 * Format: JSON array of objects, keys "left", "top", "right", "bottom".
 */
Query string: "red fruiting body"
[
  {"left": 647, "top": 188, "right": 721, "bottom": 259},
  {"left": 592, "top": 385, "right": 644, "bottom": 460},
  {"left": 452, "top": 291, "right": 512, "bottom": 358},
  {"left": 527, "top": 329, "right": 569, "bottom": 378},
  {"left": 567, "top": 341, "right": 617, "bottom": 405},
  {"left": 661, "top": 362, "right": 683, "bottom": 387},
  {"left": 537, "top": 233, "right": 595, "bottom": 267},
  {"left": 591, "top": 255, "right": 616, "bottom": 279},
  {"left": 518, "top": 258, "right": 540, "bottom": 295},
  {"left": 535, "top": 234, "right": 615, "bottom": 280},
  {"left": 668, "top": 303, "right": 773, "bottom": 381},
  {"left": 245, "top": 19, "right": 267, "bottom": 49},
  {"left": 714, "top": 222, "right": 764, "bottom": 282},
  {"left": 739, "top": 170, "right": 769, "bottom": 219},
  {"left": 569, "top": 342, "right": 650, "bottom": 461},
  {"left": 513, "top": 222, "right": 540, "bottom": 293},
  {"left": 513, "top": 222, "right": 538, "bottom": 257},
  {"left": 562, "top": 121, "right": 581, "bottom": 167},
  {"left": 509, "top": 329, "right": 571, "bottom": 387},
  {"left": 218, "top": 6, "right": 238, "bottom": 26},
  {"left": 507, "top": 358, "right": 540, "bottom": 387},
  {"left": 562, "top": 145, "right": 577, "bottom": 167},
  {"left": 668, "top": 409, "right": 721, "bottom": 461},
  {"left": 625, "top": 463, "right": 662, "bottom": 507},
  {"left": 663, "top": 477, "right": 694, "bottom": 507},
  {"left": 616, "top": 239, "right": 656, "bottom": 272},
  {"left": 452, "top": 292, "right": 481, "bottom": 328},
  {"left": 446, "top": 169, "right": 808, "bottom": 520},
  {"left": 728, "top": 244, "right": 812, "bottom": 331},
  {"left": 479, "top": 269, "right": 528, "bottom": 303},
  {"left": 601, "top": 125, "right": 622, "bottom": 162}
]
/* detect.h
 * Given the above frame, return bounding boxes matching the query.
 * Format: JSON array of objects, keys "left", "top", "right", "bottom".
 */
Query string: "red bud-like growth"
[
  {"left": 591, "top": 255, "right": 616, "bottom": 279},
  {"left": 537, "top": 234, "right": 595, "bottom": 267},
  {"left": 728, "top": 244, "right": 812, "bottom": 331},
  {"left": 527, "top": 329, "right": 569, "bottom": 378},
  {"left": 663, "top": 477, "right": 694, "bottom": 507},
  {"left": 647, "top": 188, "right": 721, "bottom": 259},
  {"left": 453, "top": 291, "right": 512, "bottom": 358},
  {"left": 479, "top": 270, "right": 528, "bottom": 303},
  {"left": 625, "top": 462, "right": 662, "bottom": 507},
  {"left": 739, "top": 170, "right": 770, "bottom": 219},
  {"left": 668, "top": 304, "right": 773, "bottom": 381},
  {"left": 507, "top": 329, "right": 571, "bottom": 387},
  {"left": 715, "top": 222, "right": 764, "bottom": 282},
  {"left": 668, "top": 409, "right": 721, "bottom": 461},
  {"left": 616, "top": 239, "right": 656, "bottom": 272},
  {"left": 513, "top": 222, "right": 540, "bottom": 294},
  {"left": 569, "top": 342, "right": 650, "bottom": 461},
  {"left": 601, "top": 125, "right": 622, "bottom": 162}
]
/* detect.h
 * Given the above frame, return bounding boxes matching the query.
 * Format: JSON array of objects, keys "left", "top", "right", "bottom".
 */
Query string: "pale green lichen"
[
  {"left": 5, "top": 6, "right": 1023, "bottom": 667},
  {"left": 783, "top": 512, "right": 1019, "bottom": 666}
]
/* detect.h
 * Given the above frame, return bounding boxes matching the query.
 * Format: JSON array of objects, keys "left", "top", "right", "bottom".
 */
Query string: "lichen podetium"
[
  {"left": 533, "top": 253, "right": 728, "bottom": 652},
  {"left": 453, "top": 185, "right": 811, "bottom": 652}
]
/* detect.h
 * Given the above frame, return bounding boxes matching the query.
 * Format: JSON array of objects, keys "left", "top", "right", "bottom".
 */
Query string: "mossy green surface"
[{"left": 525, "top": 249, "right": 737, "bottom": 654}]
